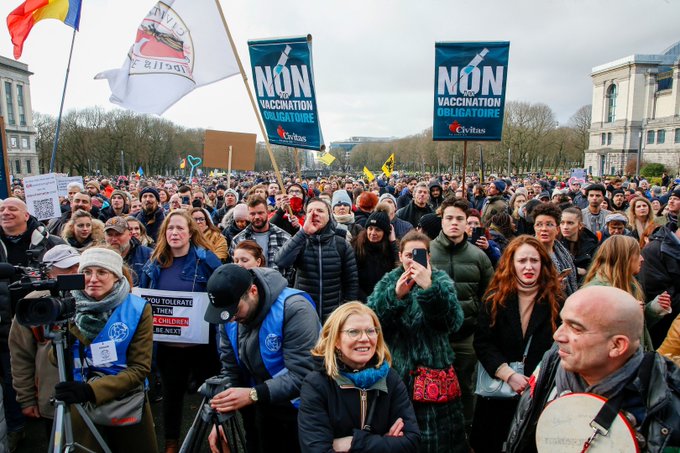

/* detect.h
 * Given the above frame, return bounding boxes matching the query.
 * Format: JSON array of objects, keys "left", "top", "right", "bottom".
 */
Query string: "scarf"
[
  {"left": 333, "top": 212, "right": 355, "bottom": 225},
  {"left": 340, "top": 361, "right": 390, "bottom": 389},
  {"left": 554, "top": 348, "right": 643, "bottom": 399},
  {"left": 72, "top": 278, "right": 131, "bottom": 341}
]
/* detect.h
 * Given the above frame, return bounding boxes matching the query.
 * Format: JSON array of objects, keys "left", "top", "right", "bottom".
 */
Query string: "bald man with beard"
[{"left": 505, "top": 286, "right": 680, "bottom": 453}]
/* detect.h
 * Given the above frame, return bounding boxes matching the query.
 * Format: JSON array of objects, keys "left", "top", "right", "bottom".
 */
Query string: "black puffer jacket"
[
  {"left": 274, "top": 222, "right": 359, "bottom": 321},
  {"left": 558, "top": 227, "right": 599, "bottom": 284},
  {"left": 299, "top": 362, "right": 420, "bottom": 453}
]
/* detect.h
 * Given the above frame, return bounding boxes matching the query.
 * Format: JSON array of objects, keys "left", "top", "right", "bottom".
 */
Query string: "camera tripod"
[
  {"left": 48, "top": 327, "right": 112, "bottom": 453},
  {"left": 179, "top": 378, "right": 246, "bottom": 453}
]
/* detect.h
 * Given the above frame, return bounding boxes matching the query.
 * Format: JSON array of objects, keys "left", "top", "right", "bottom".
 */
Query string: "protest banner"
[
  {"left": 23, "top": 173, "right": 61, "bottom": 220},
  {"left": 132, "top": 288, "right": 210, "bottom": 344},
  {"left": 56, "top": 175, "right": 84, "bottom": 197},
  {"left": 249, "top": 35, "right": 325, "bottom": 151},
  {"left": 433, "top": 41, "right": 510, "bottom": 141}
]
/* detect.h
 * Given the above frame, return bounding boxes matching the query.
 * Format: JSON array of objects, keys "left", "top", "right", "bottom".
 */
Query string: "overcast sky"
[{"left": 1, "top": 0, "right": 679, "bottom": 145}]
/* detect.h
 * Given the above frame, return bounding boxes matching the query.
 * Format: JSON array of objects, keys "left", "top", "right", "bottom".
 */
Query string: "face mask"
[{"left": 290, "top": 197, "right": 303, "bottom": 212}]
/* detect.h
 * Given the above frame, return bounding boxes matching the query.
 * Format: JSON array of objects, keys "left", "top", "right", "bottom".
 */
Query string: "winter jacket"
[
  {"left": 97, "top": 205, "right": 129, "bottom": 223},
  {"left": 204, "top": 229, "right": 228, "bottom": 262},
  {"left": 558, "top": 227, "right": 599, "bottom": 282},
  {"left": 274, "top": 223, "right": 359, "bottom": 321},
  {"left": 430, "top": 232, "right": 494, "bottom": 340},
  {"left": 639, "top": 226, "right": 680, "bottom": 348},
  {"left": 395, "top": 201, "right": 433, "bottom": 230},
  {"left": 504, "top": 348, "right": 680, "bottom": 453},
  {"left": 391, "top": 217, "right": 413, "bottom": 240},
  {"left": 138, "top": 244, "right": 222, "bottom": 291},
  {"left": 474, "top": 294, "right": 558, "bottom": 384},
  {"left": 230, "top": 223, "right": 292, "bottom": 277},
  {"left": 481, "top": 195, "right": 509, "bottom": 225},
  {"left": 298, "top": 364, "right": 420, "bottom": 453},
  {"left": 396, "top": 191, "right": 412, "bottom": 210},
  {"left": 354, "top": 240, "right": 398, "bottom": 302},
  {"left": 354, "top": 209, "right": 372, "bottom": 228},
  {"left": 429, "top": 180, "right": 444, "bottom": 211},
  {"left": 218, "top": 268, "right": 320, "bottom": 406},
  {"left": 123, "top": 237, "right": 152, "bottom": 286},
  {"left": 658, "top": 315, "right": 680, "bottom": 364},
  {"left": 135, "top": 207, "right": 165, "bottom": 242},
  {"left": 367, "top": 267, "right": 467, "bottom": 453},
  {"left": 270, "top": 207, "right": 304, "bottom": 236}
]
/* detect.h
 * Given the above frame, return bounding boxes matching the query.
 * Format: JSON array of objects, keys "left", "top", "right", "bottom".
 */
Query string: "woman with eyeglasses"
[
  {"left": 191, "top": 207, "right": 228, "bottom": 262},
  {"left": 368, "top": 230, "right": 468, "bottom": 453},
  {"left": 55, "top": 247, "right": 157, "bottom": 451},
  {"left": 298, "top": 302, "right": 420, "bottom": 452},
  {"left": 138, "top": 211, "right": 222, "bottom": 453},
  {"left": 532, "top": 203, "right": 578, "bottom": 296}
]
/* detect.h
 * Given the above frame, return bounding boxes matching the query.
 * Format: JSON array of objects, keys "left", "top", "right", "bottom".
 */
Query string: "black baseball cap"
[{"left": 204, "top": 264, "right": 253, "bottom": 323}]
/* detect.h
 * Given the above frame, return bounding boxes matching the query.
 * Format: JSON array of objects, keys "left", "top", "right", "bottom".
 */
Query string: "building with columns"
[
  {"left": 584, "top": 41, "right": 680, "bottom": 177},
  {"left": 0, "top": 56, "right": 38, "bottom": 178}
]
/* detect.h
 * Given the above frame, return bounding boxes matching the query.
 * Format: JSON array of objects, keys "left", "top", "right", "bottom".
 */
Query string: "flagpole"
[
  {"left": 213, "top": 0, "right": 287, "bottom": 193},
  {"left": 49, "top": 28, "right": 77, "bottom": 173}
]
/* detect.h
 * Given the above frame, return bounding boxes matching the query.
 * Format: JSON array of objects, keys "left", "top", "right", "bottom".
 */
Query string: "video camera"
[{"left": 1, "top": 262, "right": 85, "bottom": 327}]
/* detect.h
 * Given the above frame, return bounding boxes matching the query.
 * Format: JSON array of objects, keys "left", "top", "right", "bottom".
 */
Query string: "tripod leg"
[
  {"left": 179, "top": 398, "right": 209, "bottom": 453},
  {"left": 72, "top": 404, "right": 112, "bottom": 453},
  {"left": 50, "top": 403, "right": 65, "bottom": 453}
]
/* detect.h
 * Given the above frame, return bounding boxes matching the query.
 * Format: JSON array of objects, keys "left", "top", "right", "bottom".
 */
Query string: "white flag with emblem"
[{"left": 95, "top": 0, "right": 240, "bottom": 115}]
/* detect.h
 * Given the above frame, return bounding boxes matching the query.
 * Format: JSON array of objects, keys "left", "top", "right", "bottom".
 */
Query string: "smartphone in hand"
[
  {"left": 470, "top": 227, "right": 485, "bottom": 244},
  {"left": 412, "top": 248, "right": 428, "bottom": 268}
]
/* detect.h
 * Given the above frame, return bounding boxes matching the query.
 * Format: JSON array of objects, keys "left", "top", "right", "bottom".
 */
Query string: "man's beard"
[{"left": 143, "top": 203, "right": 157, "bottom": 214}]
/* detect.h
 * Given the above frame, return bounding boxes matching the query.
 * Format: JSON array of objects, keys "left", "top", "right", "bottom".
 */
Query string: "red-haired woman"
[{"left": 470, "top": 235, "right": 563, "bottom": 453}]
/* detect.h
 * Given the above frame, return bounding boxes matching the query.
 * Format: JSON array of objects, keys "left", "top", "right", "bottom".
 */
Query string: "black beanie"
[
  {"left": 417, "top": 213, "right": 442, "bottom": 240},
  {"left": 366, "top": 211, "right": 391, "bottom": 234}
]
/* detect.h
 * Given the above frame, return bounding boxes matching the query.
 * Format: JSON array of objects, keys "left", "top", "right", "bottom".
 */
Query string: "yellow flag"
[
  {"left": 382, "top": 153, "right": 395, "bottom": 177},
  {"left": 363, "top": 166, "right": 375, "bottom": 182},
  {"left": 319, "top": 153, "right": 336, "bottom": 166},
  {"left": 180, "top": 158, "right": 186, "bottom": 169},
  {"left": 209, "top": 170, "right": 214, "bottom": 177}
]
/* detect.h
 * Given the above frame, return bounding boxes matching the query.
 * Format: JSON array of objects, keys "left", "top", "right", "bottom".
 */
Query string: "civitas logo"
[
  {"left": 276, "top": 125, "right": 308, "bottom": 143},
  {"left": 448, "top": 120, "right": 486, "bottom": 135}
]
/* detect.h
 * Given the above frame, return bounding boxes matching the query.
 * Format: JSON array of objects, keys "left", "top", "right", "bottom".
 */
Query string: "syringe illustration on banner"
[
  {"left": 455, "top": 48, "right": 489, "bottom": 96},
  {"left": 268, "top": 45, "right": 293, "bottom": 96}
]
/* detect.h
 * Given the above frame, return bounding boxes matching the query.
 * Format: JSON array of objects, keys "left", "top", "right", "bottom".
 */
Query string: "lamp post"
[
  {"left": 636, "top": 131, "right": 642, "bottom": 177},
  {"left": 120, "top": 150, "right": 125, "bottom": 176}
]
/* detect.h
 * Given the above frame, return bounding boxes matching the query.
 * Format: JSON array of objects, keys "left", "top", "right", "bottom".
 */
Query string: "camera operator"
[
  {"left": 53, "top": 247, "right": 157, "bottom": 452},
  {"left": 0, "top": 198, "right": 65, "bottom": 449},
  {"left": 8, "top": 245, "right": 79, "bottom": 438},
  {"left": 204, "top": 264, "right": 320, "bottom": 453}
]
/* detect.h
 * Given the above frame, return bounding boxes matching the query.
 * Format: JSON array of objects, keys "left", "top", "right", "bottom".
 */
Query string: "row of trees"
[
  {"left": 325, "top": 102, "right": 591, "bottom": 175},
  {"left": 35, "top": 101, "right": 591, "bottom": 176}
]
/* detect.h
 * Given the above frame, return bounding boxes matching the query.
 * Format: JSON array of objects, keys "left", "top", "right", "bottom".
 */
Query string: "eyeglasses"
[
  {"left": 535, "top": 222, "right": 557, "bottom": 229},
  {"left": 288, "top": 189, "right": 303, "bottom": 195},
  {"left": 193, "top": 217, "right": 206, "bottom": 223},
  {"left": 342, "top": 328, "right": 380, "bottom": 339}
]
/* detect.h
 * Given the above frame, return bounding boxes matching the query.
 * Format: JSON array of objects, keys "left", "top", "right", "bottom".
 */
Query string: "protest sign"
[
  {"left": 23, "top": 173, "right": 61, "bottom": 220},
  {"left": 56, "top": 175, "right": 84, "bottom": 197},
  {"left": 132, "top": 288, "right": 210, "bottom": 344},
  {"left": 249, "top": 35, "right": 325, "bottom": 151},
  {"left": 203, "top": 130, "right": 257, "bottom": 171},
  {"left": 433, "top": 42, "right": 510, "bottom": 141},
  {"left": 570, "top": 168, "right": 588, "bottom": 180}
]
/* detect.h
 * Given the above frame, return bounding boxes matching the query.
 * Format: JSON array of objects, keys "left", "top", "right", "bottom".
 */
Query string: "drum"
[{"left": 536, "top": 393, "right": 639, "bottom": 453}]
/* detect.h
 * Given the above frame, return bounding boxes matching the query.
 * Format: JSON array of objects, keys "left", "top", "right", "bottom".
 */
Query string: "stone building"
[
  {"left": 0, "top": 56, "right": 38, "bottom": 178},
  {"left": 585, "top": 41, "right": 680, "bottom": 177}
]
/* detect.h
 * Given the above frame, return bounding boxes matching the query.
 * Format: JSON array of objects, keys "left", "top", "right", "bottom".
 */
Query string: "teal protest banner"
[
  {"left": 433, "top": 41, "right": 510, "bottom": 141},
  {"left": 249, "top": 35, "right": 325, "bottom": 151}
]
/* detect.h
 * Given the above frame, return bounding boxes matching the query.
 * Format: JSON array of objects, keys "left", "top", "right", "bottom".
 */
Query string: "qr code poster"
[{"left": 24, "top": 173, "right": 61, "bottom": 221}]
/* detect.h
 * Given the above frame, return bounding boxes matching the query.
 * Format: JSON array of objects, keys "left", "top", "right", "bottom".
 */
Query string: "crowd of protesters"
[{"left": 0, "top": 168, "right": 679, "bottom": 453}]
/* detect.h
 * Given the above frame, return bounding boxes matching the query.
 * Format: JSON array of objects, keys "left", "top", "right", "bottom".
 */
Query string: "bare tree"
[{"left": 568, "top": 104, "right": 592, "bottom": 164}]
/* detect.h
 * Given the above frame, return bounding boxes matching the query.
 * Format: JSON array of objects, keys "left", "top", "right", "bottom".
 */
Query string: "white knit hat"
[{"left": 79, "top": 248, "right": 124, "bottom": 280}]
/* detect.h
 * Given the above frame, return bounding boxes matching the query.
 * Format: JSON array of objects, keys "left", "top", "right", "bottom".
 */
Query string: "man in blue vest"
[{"left": 204, "top": 264, "right": 320, "bottom": 453}]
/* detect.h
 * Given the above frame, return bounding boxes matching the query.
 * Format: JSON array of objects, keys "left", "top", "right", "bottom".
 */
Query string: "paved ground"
[{"left": 16, "top": 392, "right": 205, "bottom": 452}]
